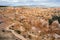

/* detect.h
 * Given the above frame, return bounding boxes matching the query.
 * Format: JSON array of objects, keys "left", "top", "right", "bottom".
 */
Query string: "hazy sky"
[{"left": 0, "top": 0, "right": 60, "bottom": 7}]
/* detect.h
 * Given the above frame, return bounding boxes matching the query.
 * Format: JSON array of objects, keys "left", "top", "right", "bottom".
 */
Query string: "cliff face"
[{"left": 0, "top": 7, "right": 60, "bottom": 40}]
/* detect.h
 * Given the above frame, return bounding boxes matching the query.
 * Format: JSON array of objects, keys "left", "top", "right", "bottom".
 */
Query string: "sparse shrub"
[
  {"left": 48, "top": 15, "right": 60, "bottom": 25},
  {"left": 48, "top": 19, "right": 53, "bottom": 25},
  {"left": 15, "top": 30, "right": 21, "bottom": 34},
  {"left": 52, "top": 15, "right": 58, "bottom": 20},
  {"left": 58, "top": 16, "right": 60, "bottom": 23}
]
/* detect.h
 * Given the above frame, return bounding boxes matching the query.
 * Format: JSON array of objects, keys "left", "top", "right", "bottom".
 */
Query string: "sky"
[{"left": 0, "top": 0, "right": 60, "bottom": 7}]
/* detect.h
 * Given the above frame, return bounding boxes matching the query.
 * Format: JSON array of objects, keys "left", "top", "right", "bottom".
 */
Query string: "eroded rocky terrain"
[{"left": 0, "top": 7, "right": 60, "bottom": 40}]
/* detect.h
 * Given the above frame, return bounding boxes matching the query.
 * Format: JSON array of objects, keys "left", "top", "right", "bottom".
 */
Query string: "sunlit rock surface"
[{"left": 0, "top": 7, "right": 60, "bottom": 40}]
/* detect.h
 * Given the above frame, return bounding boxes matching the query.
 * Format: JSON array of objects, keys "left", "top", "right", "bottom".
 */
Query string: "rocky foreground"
[{"left": 0, "top": 7, "right": 60, "bottom": 40}]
